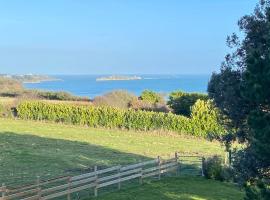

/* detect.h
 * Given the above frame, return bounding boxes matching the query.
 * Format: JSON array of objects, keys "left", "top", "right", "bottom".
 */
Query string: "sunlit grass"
[{"left": 92, "top": 177, "right": 244, "bottom": 200}]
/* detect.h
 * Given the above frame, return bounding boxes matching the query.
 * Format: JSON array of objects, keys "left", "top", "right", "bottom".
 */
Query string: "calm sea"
[{"left": 24, "top": 74, "right": 210, "bottom": 98}]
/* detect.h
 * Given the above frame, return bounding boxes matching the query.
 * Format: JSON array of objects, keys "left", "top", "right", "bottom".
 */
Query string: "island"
[{"left": 96, "top": 75, "right": 142, "bottom": 81}]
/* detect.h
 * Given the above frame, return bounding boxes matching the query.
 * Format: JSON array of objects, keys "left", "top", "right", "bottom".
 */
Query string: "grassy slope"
[
  {"left": 0, "top": 118, "right": 243, "bottom": 199},
  {"left": 0, "top": 118, "right": 225, "bottom": 184},
  {"left": 93, "top": 177, "right": 244, "bottom": 200}
]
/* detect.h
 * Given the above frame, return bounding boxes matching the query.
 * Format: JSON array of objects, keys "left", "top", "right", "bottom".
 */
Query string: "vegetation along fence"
[{"left": 0, "top": 153, "right": 205, "bottom": 200}]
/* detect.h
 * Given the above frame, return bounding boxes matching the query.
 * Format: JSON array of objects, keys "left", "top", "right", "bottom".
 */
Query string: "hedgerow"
[{"left": 17, "top": 101, "right": 225, "bottom": 137}]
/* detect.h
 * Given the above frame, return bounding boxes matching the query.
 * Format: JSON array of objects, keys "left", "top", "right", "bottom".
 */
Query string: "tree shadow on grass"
[
  {"left": 0, "top": 131, "right": 150, "bottom": 186},
  {"left": 93, "top": 177, "right": 243, "bottom": 200}
]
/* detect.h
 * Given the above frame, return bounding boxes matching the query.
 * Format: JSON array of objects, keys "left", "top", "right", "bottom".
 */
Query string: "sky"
[{"left": 0, "top": 0, "right": 258, "bottom": 75}]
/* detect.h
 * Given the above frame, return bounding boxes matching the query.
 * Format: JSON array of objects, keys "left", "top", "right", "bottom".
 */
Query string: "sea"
[{"left": 24, "top": 74, "right": 211, "bottom": 98}]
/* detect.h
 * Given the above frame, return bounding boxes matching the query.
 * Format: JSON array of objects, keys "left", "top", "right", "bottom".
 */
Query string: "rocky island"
[{"left": 96, "top": 75, "right": 142, "bottom": 81}]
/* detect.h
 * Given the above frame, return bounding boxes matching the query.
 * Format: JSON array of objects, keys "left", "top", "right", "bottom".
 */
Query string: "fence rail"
[{"left": 0, "top": 153, "right": 204, "bottom": 200}]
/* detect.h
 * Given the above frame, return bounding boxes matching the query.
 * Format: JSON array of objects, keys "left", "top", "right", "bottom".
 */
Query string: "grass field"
[
  {"left": 92, "top": 177, "right": 244, "bottom": 200},
  {"left": 0, "top": 118, "right": 243, "bottom": 199},
  {"left": 0, "top": 118, "right": 225, "bottom": 184}
]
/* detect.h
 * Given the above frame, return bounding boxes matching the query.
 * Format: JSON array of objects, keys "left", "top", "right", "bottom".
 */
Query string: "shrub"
[
  {"left": 203, "top": 155, "right": 234, "bottom": 182},
  {"left": 168, "top": 91, "right": 208, "bottom": 116},
  {"left": 190, "top": 99, "right": 226, "bottom": 137},
  {"left": 92, "top": 90, "right": 137, "bottom": 109},
  {"left": 140, "top": 90, "right": 164, "bottom": 104},
  {"left": 0, "top": 103, "right": 15, "bottom": 118},
  {"left": 36, "top": 91, "right": 90, "bottom": 101},
  {"left": 17, "top": 101, "right": 193, "bottom": 134},
  {"left": 129, "top": 99, "right": 171, "bottom": 113},
  {"left": 203, "top": 156, "right": 224, "bottom": 181}
]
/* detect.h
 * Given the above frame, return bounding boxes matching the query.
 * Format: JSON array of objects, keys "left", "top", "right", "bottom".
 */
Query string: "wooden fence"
[{"left": 0, "top": 153, "right": 204, "bottom": 200}]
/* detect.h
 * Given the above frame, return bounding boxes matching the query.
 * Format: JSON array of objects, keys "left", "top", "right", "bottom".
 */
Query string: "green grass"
[
  {"left": 0, "top": 118, "right": 225, "bottom": 184},
  {"left": 92, "top": 177, "right": 244, "bottom": 200},
  {"left": 0, "top": 118, "right": 243, "bottom": 199}
]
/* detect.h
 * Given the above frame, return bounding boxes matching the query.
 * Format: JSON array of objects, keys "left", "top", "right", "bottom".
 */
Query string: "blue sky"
[{"left": 0, "top": 0, "right": 257, "bottom": 75}]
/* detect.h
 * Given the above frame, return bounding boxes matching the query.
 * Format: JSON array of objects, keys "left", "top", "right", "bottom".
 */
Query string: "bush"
[
  {"left": 0, "top": 103, "right": 15, "bottom": 118},
  {"left": 129, "top": 99, "right": 171, "bottom": 113},
  {"left": 36, "top": 91, "right": 90, "bottom": 101},
  {"left": 140, "top": 90, "right": 164, "bottom": 104},
  {"left": 92, "top": 90, "right": 137, "bottom": 109},
  {"left": 17, "top": 101, "right": 193, "bottom": 134},
  {"left": 203, "top": 155, "right": 233, "bottom": 182},
  {"left": 17, "top": 100, "right": 226, "bottom": 137},
  {"left": 204, "top": 156, "right": 224, "bottom": 181},
  {"left": 191, "top": 99, "right": 226, "bottom": 138},
  {"left": 168, "top": 91, "right": 208, "bottom": 116}
]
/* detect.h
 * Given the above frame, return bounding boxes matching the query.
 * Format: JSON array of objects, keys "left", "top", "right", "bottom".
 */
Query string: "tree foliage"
[
  {"left": 208, "top": 1, "right": 270, "bottom": 198},
  {"left": 167, "top": 91, "right": 208, "bottom": 116},
  {"left": 191, "top": 99, "right": 225, "bottom": 138},
  {"left": 140, "top": 90, "right": 164, "bottom": 104}
]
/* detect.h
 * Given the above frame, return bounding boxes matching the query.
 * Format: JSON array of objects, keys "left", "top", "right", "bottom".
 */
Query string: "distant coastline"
[
  {"left": 0, "top": 74, "right": 61, "bottom": 83},
  {"left": 96, "top": 75, "right": 142, "bottom": 81}
]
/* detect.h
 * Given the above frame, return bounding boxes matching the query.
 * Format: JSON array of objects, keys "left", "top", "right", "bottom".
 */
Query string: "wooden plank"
[
  {"left": 5, "top": 188, "right": 38, "bottom": 199},
  {"left": 120, "top": 173, "right": 141, "bottom": 182},
  {"left": 41, "top": 183, "right": 69, "bottom": 194},
  {"left": 8, "top": 176, "right": 69, "bottom": 194},
  {"left": 120, "top": 159, "right": 157, "bottom": 171},
  {"left": 97, "top": 178, "right": 120, "bottom": 188},
  {"left": 120, "top": 168, "right": 142, "bottom": 177},
  {"left": 98, "top": 173, "right": 119, "bottom": 183},
  {"left": 99, "top": 167, "right": 142, "bottom": 183},
  {"left": 160, "top": 162, "right": 177, "bottom": 169},
  {"left": 7, "top": 184, "right": 37, "bottom": 194},
  {"left": 21, "top": 195, "right": 40, "bottom": 200},
  {"left": 42, "top": 183, "right": 96, "bottom": 200},
  {"left": 71, "top": 165, "right": 121, "bottom": 181},
  {"left": 96, "top": 165, "right": 121, "bottom": 175},
  {"left": 143, "top": 166, "right": 159, "bottom": 173},
  {"left": 39, "top": 176, "right": 69, "bottom": 186},
  {"left": 142, "top": 170, "right": 160, "bottom": 178},
  {"left": 161, "top": 166, "right": 177, "bottom": 174},
  {"left": 42, "top": 176, "right": 96, "bottom": 194},
  {"left": 97, "top": 173, "right": 141, "bottom": 189}
]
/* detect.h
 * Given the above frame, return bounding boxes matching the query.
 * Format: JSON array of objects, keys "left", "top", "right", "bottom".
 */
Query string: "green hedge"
[{"left": 17, "top": 101, "right": 224, "bottom": 137}]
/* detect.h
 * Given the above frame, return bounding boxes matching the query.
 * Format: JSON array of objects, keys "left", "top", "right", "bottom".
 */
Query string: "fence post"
[
  {"left": 139, "top": 168, "right": 143, "bottom": 185},
  {"left": 118, "top": 166, "right": 121, "bottom": 190},
  {"left": 1, "top": 183, "right": 6, "bottom": 199},
  {"left": 67, "top": 176, "right": 71, "bottom": 200},
  {"left": 157, "top": 156, "right": 161, "bottom": 180},
  {"left": 36, "top": 176, "right": 42, "bottom": 200},
  {"left": 175, "top": 152, "right": 179, "bottom": 176},
  {"left": 94, "top": 166, "right": 98, "bottom": 197},
  {"left": 201, "top": 157, "right": 205, "bottom": 177}
]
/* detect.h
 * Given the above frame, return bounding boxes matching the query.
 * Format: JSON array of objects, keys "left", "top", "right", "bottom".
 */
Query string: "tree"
[
  {"left": 167, "top": 91, "right": 208, "bottom": 116},
  {"left": 140, "top": 90, "right": 164, "bottom": 104},
  {"left": 208, "top": 1, "right": 270, "bottom": 199}
]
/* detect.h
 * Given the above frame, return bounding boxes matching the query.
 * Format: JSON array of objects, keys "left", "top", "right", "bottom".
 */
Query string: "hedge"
[{"left": 17, "top": 101, "right": 225, "bottom": 137}]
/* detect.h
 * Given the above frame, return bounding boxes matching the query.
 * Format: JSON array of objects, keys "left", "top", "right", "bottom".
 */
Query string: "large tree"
[{"left": 208, "top": 1, "right": 270, "bottom": 199}]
